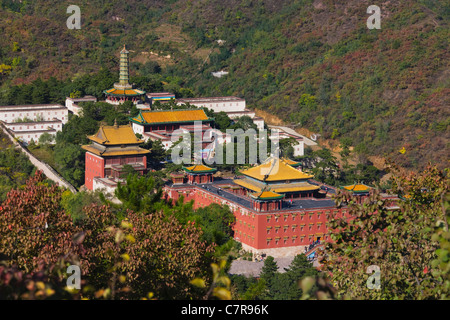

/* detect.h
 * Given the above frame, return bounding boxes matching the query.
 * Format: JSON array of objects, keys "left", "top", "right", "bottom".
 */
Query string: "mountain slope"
[{"left": 0, "top": 0, "right": 448, "bottom": 169}]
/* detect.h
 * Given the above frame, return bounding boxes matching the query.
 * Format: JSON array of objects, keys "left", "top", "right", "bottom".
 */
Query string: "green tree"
[
  {"left": 231, "top": 116, "right": 257, "bottom": 131},
  {"left": 311, "top": 148, "right": 339, "bottom": 185},
  {"left": 260, "top": 256, "right": 278, "bottom": 284},
  {"left": 279, "top": 137, "right": 298, "bottom": 159},
  {"left": 189, "top": 203, "right": 235, "bottom": 246},
  {"left": 38, "top": 132, "right": 54, "bottom": 146},
  {"left": 54, "top": 143, "right": 84, "bottom": 187},
  {"left": 114, "top": 173, "right": 165, "bottom": 213},
  {"left": 284, "top": 254, "right": 319, "bottom": 283},
  {"left": 214, "top": 111, "right": 232, "bottom": 131}
]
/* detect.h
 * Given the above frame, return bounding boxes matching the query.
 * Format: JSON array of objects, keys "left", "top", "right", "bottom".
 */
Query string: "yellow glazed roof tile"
[
  {"left": 342, "top": 184, "right": 372, "bottom": 192},
  {"left": 87, "top": 124, "right": 144, "bottom": 145},
  {"left": 81, "top": 145, "right": 150, "bottom": 156},
  {"left": 232, "top": 179, "right": 319, "bottom": 193},
  {"left": 183, "top": 164, "right": 217, "bottom": 172},
  {"left": 240, "top": 157, "right": 313, "bottom": 182},
  {"left": 135, "top": 109, "right": 210, "bottom": 124},
  {"left": 249, "top": 190, "right": 284, "bottom": 200}
]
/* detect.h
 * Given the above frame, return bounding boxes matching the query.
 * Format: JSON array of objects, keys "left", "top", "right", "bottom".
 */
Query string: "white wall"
[
  {"left": 5, "top": 121, "right": 62, "bottom": 132},
  {"left": 293, "top": 140, "right": 304, "bottom": 157},
  {"left": 0, "top": 106, "right": 68, "bottom": 124},
  {"left": 253, "top": 119, "right": 265, "bottom": 131},
  {"left": 178, "top": 98, "right": 246, "bottom": 113},
  {"left": 12, "top": 130, "right": 56, "bottom": 145},
  {"left": 132, "top": 122, "right": 144, "bottom": 136},
  {"left": 93, "top": 178, "right": 118, "bottom": 194}
]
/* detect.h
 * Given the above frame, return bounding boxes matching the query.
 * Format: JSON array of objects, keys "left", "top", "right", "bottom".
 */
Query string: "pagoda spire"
[
  {"left": 119, "top": 44, "right": 130, "bottom": 87},
  {"left": 103, "top": 45, "right": 146, "bottom": 105}
]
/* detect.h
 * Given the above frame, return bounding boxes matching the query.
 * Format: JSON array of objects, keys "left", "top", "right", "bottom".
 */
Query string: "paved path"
[
  {"left": 0, "top": 123, "right": 78, "bottom": 193},
  {"left": 268, "top": 125, "right": 318, "bottom": 146},
  {"left": 229, "top": 256, "right": 320, "bottom": 277},
  {"left": 228, "top": 257, "right": 296, "bottom": 277}
]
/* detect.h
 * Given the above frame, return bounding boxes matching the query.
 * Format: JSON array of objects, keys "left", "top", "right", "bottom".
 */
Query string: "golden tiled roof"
[
  {"left": 270, "top": 184, "right": 320, "bottom": 193},
  {"left": 105, "top": 88, "right": 145, "bottom": 96},
  {"left": 249, "top": 190, "right": 284, "bottom": 200},
  {"left": 341, "top": 184, "right": 372, "bottom": 192},
  {"left": 87, "top": 123, "right": 144, "bottom": 145},
  {"left": 133, "top": 109, "right": 210, "bottom": 124},
  {"left": 282, "top": 157, "right": 302, "bottom": 167},
  {"left": 233, "top": 178, "right": 319, "bottom": 193},
  {"left": 240, "top": 157, "right": 313, "bottom": 182},
  {"left": 183, "top": 164, "right": 217, "bottom": 173},
  {"left": 81, "top": 145, "right": 150, "bottom": 156}
]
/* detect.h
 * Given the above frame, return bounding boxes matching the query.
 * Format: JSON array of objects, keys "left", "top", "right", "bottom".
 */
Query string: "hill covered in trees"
[{"left": 0, "top": 0, "right": 448, "bottom": 169}]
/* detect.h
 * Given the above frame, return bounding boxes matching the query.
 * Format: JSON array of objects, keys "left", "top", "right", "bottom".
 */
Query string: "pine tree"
[{"left": 260, "top": 256, "right": 278, "bottom": 283}]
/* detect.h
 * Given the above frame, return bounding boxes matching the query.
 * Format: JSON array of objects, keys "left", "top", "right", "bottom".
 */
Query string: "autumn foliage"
[
  {"left": 0, "top": 171, "right": 215, "bottom": 299},
  {"left": 322, "top": 164, "right": 449, "bottom": 299},
  {"left": 0, "top": 171, "right": 80, "bottom": 273}
]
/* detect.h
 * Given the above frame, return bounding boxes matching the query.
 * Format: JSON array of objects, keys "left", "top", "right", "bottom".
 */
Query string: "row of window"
[
  {"left": 104, "top": 157, "right": 144, "bottom": 165},
  {"left": 199, "top": 102, "right": 241, "bottom": 108},
  {"left": 236, "top": 232, "right": 330, "bottom": 246},
  {"left": 266, "top": 212, "right": 329, "bottom": 223},
  {"left": 87, "top": 167, "right": 101, "bottom": 177},
  {"left": 236, "top": 219, "right": 326, "bottom": 235},
  {"left": 266, "top": 223, "right": 324, "bottom": 234},
  {"left": 11, "top": 124, "right": 61, "bottom": 130},
  {"left": 4, "top": 112, "right": 65, "bottom": 117},
  {"left": 266, "top": 234, "right": 329, "bottom": 246}
]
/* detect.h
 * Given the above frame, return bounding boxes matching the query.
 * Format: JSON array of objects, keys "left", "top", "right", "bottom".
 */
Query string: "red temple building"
[
  {"left": 82, "top": 121, "right": 150, "bottom": 192},
  {"left": 163, "top": 157, "right": 342, "bottom": 257},
  {"left": 163, "top": 157, "right": 399, "bottom": 258},
  {"left": 183, "top": 164, "right": 217, "bottom": 184}
]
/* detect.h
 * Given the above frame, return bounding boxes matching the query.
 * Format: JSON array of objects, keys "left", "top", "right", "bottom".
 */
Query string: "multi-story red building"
[
  {"left": 82, "top": 121, "right": 150, "bottom": 191},
  {"left": 164, "top": 157, "right": 398, "bottom": 258},
  {"left": 164, "top": 158, "right": 341, "bottom": 257}
]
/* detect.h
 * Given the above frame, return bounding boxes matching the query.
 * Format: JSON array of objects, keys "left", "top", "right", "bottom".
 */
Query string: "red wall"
[
  {"left": 164, "top": 185, "right": 347, "bottom": 251},
  {"left": 85, "top": 152, "right": 105, "bottom": 190},
  {"left": 85, "top": 154, "right": 147, "bottom": 190}
]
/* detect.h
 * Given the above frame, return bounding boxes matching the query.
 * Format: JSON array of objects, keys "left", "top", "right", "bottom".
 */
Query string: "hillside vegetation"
[{"left": 0, "top": 0, "right": 448, "bottom": 169}]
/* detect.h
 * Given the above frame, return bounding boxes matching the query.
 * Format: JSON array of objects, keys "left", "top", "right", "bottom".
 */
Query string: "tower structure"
[
  {"left": 104, "top": 45, "right": 146, "bottom": 105},
  {"left": 81, "top": 121, "right": 150, "bottom": 190},
  {"left": 118, "top": 45, "right": 130, "bottom": 87}
]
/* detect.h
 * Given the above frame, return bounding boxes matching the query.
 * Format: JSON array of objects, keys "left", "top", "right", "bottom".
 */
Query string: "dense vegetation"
[
  {"left": 322, "top": 163, "right": 449, "bottom": 299},
  {"left": 0, "top": 0, "right": 448, "bottom": 170},
  {"left": 0, "top": 161, "right": 448, "bottom": 300},
  {"left": 0, "top": 130, "right": 36, "bottom": 201},
  {"left": 0, "top": 0, "right": 449, "bottom": 301}
]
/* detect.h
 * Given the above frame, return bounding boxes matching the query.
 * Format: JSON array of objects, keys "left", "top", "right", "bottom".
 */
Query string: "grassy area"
[{"left": 28, "top": 145, "right": 57, "bottom": 169}]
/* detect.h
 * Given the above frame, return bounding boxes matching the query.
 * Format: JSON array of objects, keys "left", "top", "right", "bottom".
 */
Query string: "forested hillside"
[{"left": 0, "top": 0, "right": 448, "bottom": 169}]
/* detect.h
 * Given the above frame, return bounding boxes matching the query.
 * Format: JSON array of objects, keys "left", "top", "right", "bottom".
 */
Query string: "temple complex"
[
  {"left": 163, "top": 156, "right": 344, "bottom": 257},
  {"left": 163, "top": 156, "right": 399, "bottom": 257},
  {"left": 81, "top": 121, "right": 150, "bottom": 191},
  {"left": 104, "top": 45, "right": 146, "bottom": 105}
]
